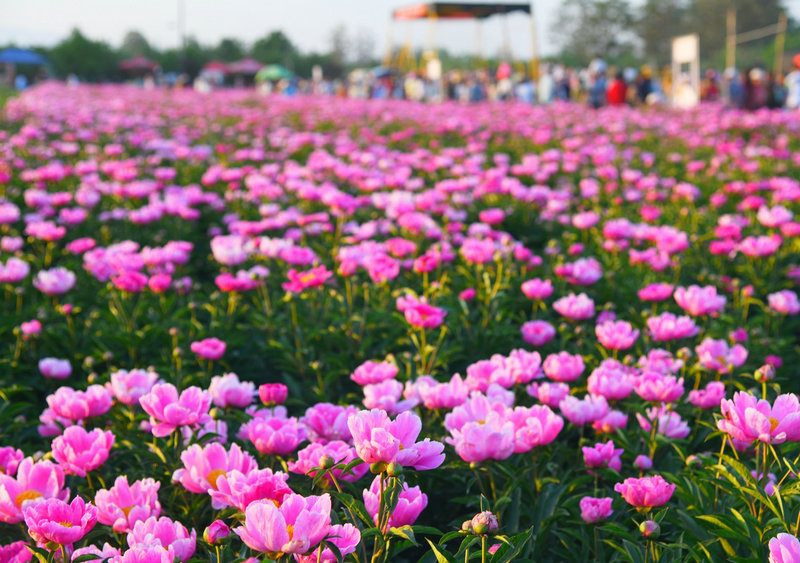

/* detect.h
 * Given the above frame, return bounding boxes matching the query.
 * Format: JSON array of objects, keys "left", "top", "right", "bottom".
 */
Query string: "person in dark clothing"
[
  {"left": 635, "top": 66, "right": 653, "bottom": 105},
  {"left": 743, "top": 67, "right": 768, "bottom": 110}
]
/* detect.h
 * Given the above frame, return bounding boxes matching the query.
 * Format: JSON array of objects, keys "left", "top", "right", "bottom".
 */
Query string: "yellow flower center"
[
  {"left": 14, "top": 490, "right": 42, "bottom": 508},
  {"left": 121, "top": 506, "right": 134, "bottom": 517},
  {"left": 300, "top": 273, "right": 316, "bottom": 284},
  {"left": 769, "top": 417, "right": 780, "bottom": 432},
  {"left": 206, "top": 469, "right": 226, "bottom": 490},
  {"left": 286, "top": 524, "right": 294, "bottom": 540},
  {"left": 59, "top": 522, "right": 74, "bottom": 528}
]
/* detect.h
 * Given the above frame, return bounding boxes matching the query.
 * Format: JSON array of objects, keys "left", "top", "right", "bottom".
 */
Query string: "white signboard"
[{"left": 671, "top": 34, "right": 701, "bottom": 108}]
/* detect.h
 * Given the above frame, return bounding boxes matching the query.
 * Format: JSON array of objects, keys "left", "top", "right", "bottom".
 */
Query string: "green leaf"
[
  {"left": 390, "top": 525, "right": 418, "bottom": 545},
  {"left": 425, "top": 538, "right": 455, "bottom": 563}
]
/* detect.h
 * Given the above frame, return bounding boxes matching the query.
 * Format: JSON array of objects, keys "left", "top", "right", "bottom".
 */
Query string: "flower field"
[{"left": 1, "top": 83, "right": 800, "bottom": 562}]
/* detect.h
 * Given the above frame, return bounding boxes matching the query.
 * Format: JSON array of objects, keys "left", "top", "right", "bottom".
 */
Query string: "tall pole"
[
  {"left": 774, "top": 11, "right": 787, "bottom": 76},
  {"left": 529, "top": 3, "right": 539, "bottom": 79},
  {"left": 725, "top": 7, "right": 736, "bottom": 70},
  {"left": 178, "top": 0, "right": 186, "bottom": 74}
]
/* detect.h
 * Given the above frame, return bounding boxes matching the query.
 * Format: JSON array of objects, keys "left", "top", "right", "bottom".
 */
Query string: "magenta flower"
[
  {"left": 173, "top": 442, "right": 257, "bottom": 495},
  {"left": 127, "top": 516, "right": 196, "bottom": 562},
  {"left": 0, "top": 257, "right": 30, "bottom": 283},
  {"left": 579, "top": 496, "right": 613, "bottom": 524},
  {"left": 259, "top": 383, "right": 289, "bottom": 406},
  {"left": 294, "top": 523, "right": 361, "bottom": 563},
  {"left": 282, "top": 265, "right": 333, "bottom": 293},
  {"left": 108, "top": 369, "right": 160, "bottom": 406},
  {"left": 139, "top": 383, "right": 212, "bottom": 437},
  {"left": 695, "top": 338, "right": 747, "bottom": 374},
  {"left": 583, "top": 441, "right": 623, "bottom": 471},
  {"left": 33, "top": 267, "right": 76, "bottom": 295},
  {"left": 596, "top": 320, "right": 639, "bottom": 350},
  {"left": 0, "top": 447, "right": 24, "bottom": 476},
  {"left": 95, "top": 476, "right": 161, "bottom": 533},
  {"left": 687, "top": 381, "right": 725, "bottom": 409},
  {"left": 637, "top": 283, "right": 674, "bottom": 302},
  {"left": 301, "top": 403, "right": 358, "bottom": 443},
  {"left": 636, "top": 406, "right": 690, "bottom": 439},
  {"left": 46, "top": 385, "right": 112, "bottom": 421},
  {"left": 633, "top": 371, "right": 684, "bottom": 403},
  {"left": 769, "top": 533, "right": 800, "bottom": 563},
  {"left": 717, "top": 392, "right": 800, "bottom": 444},
  {"left": 363, "top": 475, "right": 427, "bottom": 530},
  {"left": 208, "top": 373, "right": 255, "bottom": 408},
  {"left": 190, "top": 337, "right": 226, "bottom": 360},
  {"left": 248, "top": 416, "right": 307, "bottom": 456},
  {"left": 72, "top": 543, "right": 121, "bottom": 561},
  {"left": 234, "top": 494, "right": 332, "bottom": 556},
  {"left": 396, "top": 294, "right": 447, "bottom": 329},
  {"left": 553, "top": 293, "right": 595, "bottom": 320},
  {"left": 647, "top": 312, "right": 700, "bottom": 342},
  {"left": 348, "top": 409, "right": 445, "bottom": 470},
  {"left": 23, "top": 496, "right": 96, "bottom": 548},
  {"left": 634, "top": 455, "right": 653, "bottom": 471},
  {"left": 509, "top": 405, "right": 564, "bottom": 453},
  {"left": 210, "top": 467, "right": 292, "bottom": 511},
  {"left": 527, "top": 381, "right": 570, "bottom": 408},
  {"left": 559, "top": 394, "right": 608, "bottom": 426},
  {"left": 288, "top": 441, "right": 368, "bottom": 483},
  {"left": 0, "top": 458, "right": 68, "bottom": 524},
  {"left": 614, "top": 475, "right": 676, "bottom": 510},
  {"left": 768, "top": 290, "right": 800, "bottom": 315},
  {"left": 521, "top": 320, "right": 556, "bottom": 346},
  {"left": 351, "top": 359, "right": 398, "bottom": 385},
  {"left": 521, "top": 278, "right": 554, "bottom": 300},
  {"left": 111, "top": 271, "right": 149, "bottom": 293},
  {"left": 673, "top": 284, "right": 726, "bottom": 316},
  {"left": 587, "top": 365, "right": 633, "bottom": 400},
  {"left": 38, "top": 358, "right": 72, "bottom": 380},
  {"left": 203, "top": 520, "right": 230, "bottom": 544},
  {"left": 51, "top": 426, "right": 114, "bottom": 477},
  {"left": 0, "top": 541, "right": 32, "bottom": 562},
  {"left": 543, "top": 352, "right": 585, "bottom": 382}
]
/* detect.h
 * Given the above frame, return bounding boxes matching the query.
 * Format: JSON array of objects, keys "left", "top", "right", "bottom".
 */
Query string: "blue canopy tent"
[{"left": 0, "top": 48, "right": 49, "bottom": 66}]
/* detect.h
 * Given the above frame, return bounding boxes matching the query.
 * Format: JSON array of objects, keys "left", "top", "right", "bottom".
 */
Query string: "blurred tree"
[
  {"left": 328, "top": 24, "right": 349, "bottom": 77},
  {"left": 686, "top": 0, "right": 785, "bottom": 66},
  {"left": 47, "top": 28, "right": 120, "bottom": 81},
  {"left": 552, "top": 0, "right": 635, "bottom": 66},
  {"left": 352, "top": 28, "right": 376, "bottom": 66},
  {"left": 213, "top": 38, "right": 245, "bottom": 62},
  {"left": 251, "top": 31, "right": 298, "bottom": 66},
  {"left": 636, "top": 0, "right": 688, "bottom": 67},
  {"left": 181, "top": 36, "right": 210, "bottom": 78},
  {"left": 119, "top": 31, "right": 154, "bottom": 58}
]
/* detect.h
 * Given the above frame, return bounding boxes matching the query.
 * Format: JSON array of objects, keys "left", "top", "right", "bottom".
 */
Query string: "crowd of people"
[{"left": 297, "top": 54, "right": 800, "bottom": 111}]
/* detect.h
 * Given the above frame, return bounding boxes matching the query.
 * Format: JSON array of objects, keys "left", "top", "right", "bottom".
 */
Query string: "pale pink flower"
[
  {"left": 51, "top": 427, "right": 114, "bottom": 477},
  {"left": 95, "top": 476, "right": 161, "bottom": 533}
]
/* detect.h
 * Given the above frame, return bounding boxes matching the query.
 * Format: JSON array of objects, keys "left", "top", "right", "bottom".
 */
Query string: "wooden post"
[
  {"left": 774, "top": 11, "right": 787, "bottom": 76},
  {"left": 726, "top": 7, "right": 736, "bottom": 70},
  {"left": 529, "top": 3, "right": 539, "bottom": 79}
]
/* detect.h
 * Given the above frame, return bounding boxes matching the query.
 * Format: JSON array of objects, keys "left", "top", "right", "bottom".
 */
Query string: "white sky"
[{"left": 1, "top": 0, "right": 799, "bottom": 59}]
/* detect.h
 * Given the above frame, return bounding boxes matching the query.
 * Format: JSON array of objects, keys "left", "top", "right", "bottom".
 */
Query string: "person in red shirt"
[{"left": 607, "top": 71, "right": 627, "bottom": 105}]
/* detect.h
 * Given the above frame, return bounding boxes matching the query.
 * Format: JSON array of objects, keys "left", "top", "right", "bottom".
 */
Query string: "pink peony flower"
[
  {"left": 108, "top": 369, "right": 160, "bottom": 406},
  {"left": 111, "top": 271, "right": 149, "bottom": 293},
  {"left": 633, "top": 371, "right": 684, "bottom": 403},
  {"left": 396, "top": 294, "right": 447, "bottom": 329},
  {"left": 695, "top": 338, "right": 748, "bottom": 374},
  {"left": 172, "top": 442, "right": 257, "bottom": 495},
  {"left": 95, "top": 476, "right": 161, "bottom": 533},
  {"left": 190, "top": 338, "right": 226, "bottom": 360},
  {"left": 0, "top": 448, "right": 24, "bottom": 477},
  {"left": 51, "top": 426, "right": 114, "bottom": 477},
  {"left": 673, "top": 285, "right": 726, "bottom": 316},
  {"left": 33, "top": 267, "right": 76, "bottom": 295},
  {"left": 768, "top": 290, "right": 800, "bottom": 315},
  {"left": 687, "top": 381, "right": 725, "bottom": 409},
  {"left": 72, "top": 543, "right": 121, "bottom": 561},
  {"left": 0, "top": 458, "right": 68, "bottom": 524},
  {"left": 614, "top": 475, "right": 675, "bottom": 509},
  {"left": 301, "top": 403, "right": 358, "bottom": 443},
  {"left": 293, "top": 523, "right": 361, "bottom": 563},
  {"left": 553, "top": 293, "right": 595, "bottom": 320},
  {"left": 717, "top": 392, "right": 800, "bottom": 444},
  {"left": 521, "top": 278, "right": 553, "bottom": 300},
  {"left": 579, "top": 496, "right": 613, "bottom": 524},
  {"left": 127, "top": 517, "right": 196, "bottom": 562},
  {"left": 587, "top": 365, "right": 633, "bottom": 400},
  {"left": 258, "top": 383, "right": 288, "bottom": 406},
  {"left": 559, "top": 394, "right": 608, "bottom": 426},
  {"left": 363, "top": 475, "right": 427, "bottom": 530},
  {"left": 583, "top": 441, "right": 623, "bottom": 471},
  {"left": 210, "top": 468, "right": 292, "bottom": 512},
  {"left": 288, "top": 441, "right": 368, "bottom": 483},
  {"left": 636, "top": 406, "right": 690, "bottom": 439},
  {"left": 282, "top": 265, "right": 333, "bottom": 293},
  {"left": 139, "top": 383, "right": 212, "bottom": 437},
  {"left": 20, "top": 320, "right": 42, "bottom": 339},
  {"left": 0, "top": 541, "right": 32, "bottom": 562},
  {"left": 348, "top": 409, "right": 445, "bottom": 470},
  {"left": 247, "top": 416, "right": 307, "bottom": 456},
  {"left": 637, "top": 283, "right": 674, "bottom": 302},
  {"left": 595, "top": 320, "right": 639, "bottom": 350},
  {"left": 526, "top": 381, "right": 570, "bottom": 408},
  {"left": 769, "top": 533, "right": 800, "bottom": 563},
  {"left": 38, "top": 358, "right": 72, "bottom": 380},
  {"left": 521, "top": 320, "right": 556, "bottom": 346},
  {"left": 208, "top": 373, "right": 255, "bottom": 408},
  {"left": 350, "top": 360, "right": 398, "bottom": 385},
  {"left": 234, "top": 494, "right": 331, "bottom": 555},
  {"left": 647, "top": 312, "right": 700, "bottom": 342},
  {"left": 509, "top": 405, "right": 564, "bottom": 452},
  {"left": 543, "top": 352, "right": 585, "bottom": 382},
  {"left": 363, "top": 379, "right": 418, "bottom": 414},
  {"left": 46, "top": 385, "right": 112, "bottom": 421},
  {"left": 0, "top": 257, "right": 30, "bottom": 283},
  {"left": 203, "top": 520, "right": 230, "bottom": 544},
  {"left": 23, "top": 496, "right": 96, "bottom": 548}
]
